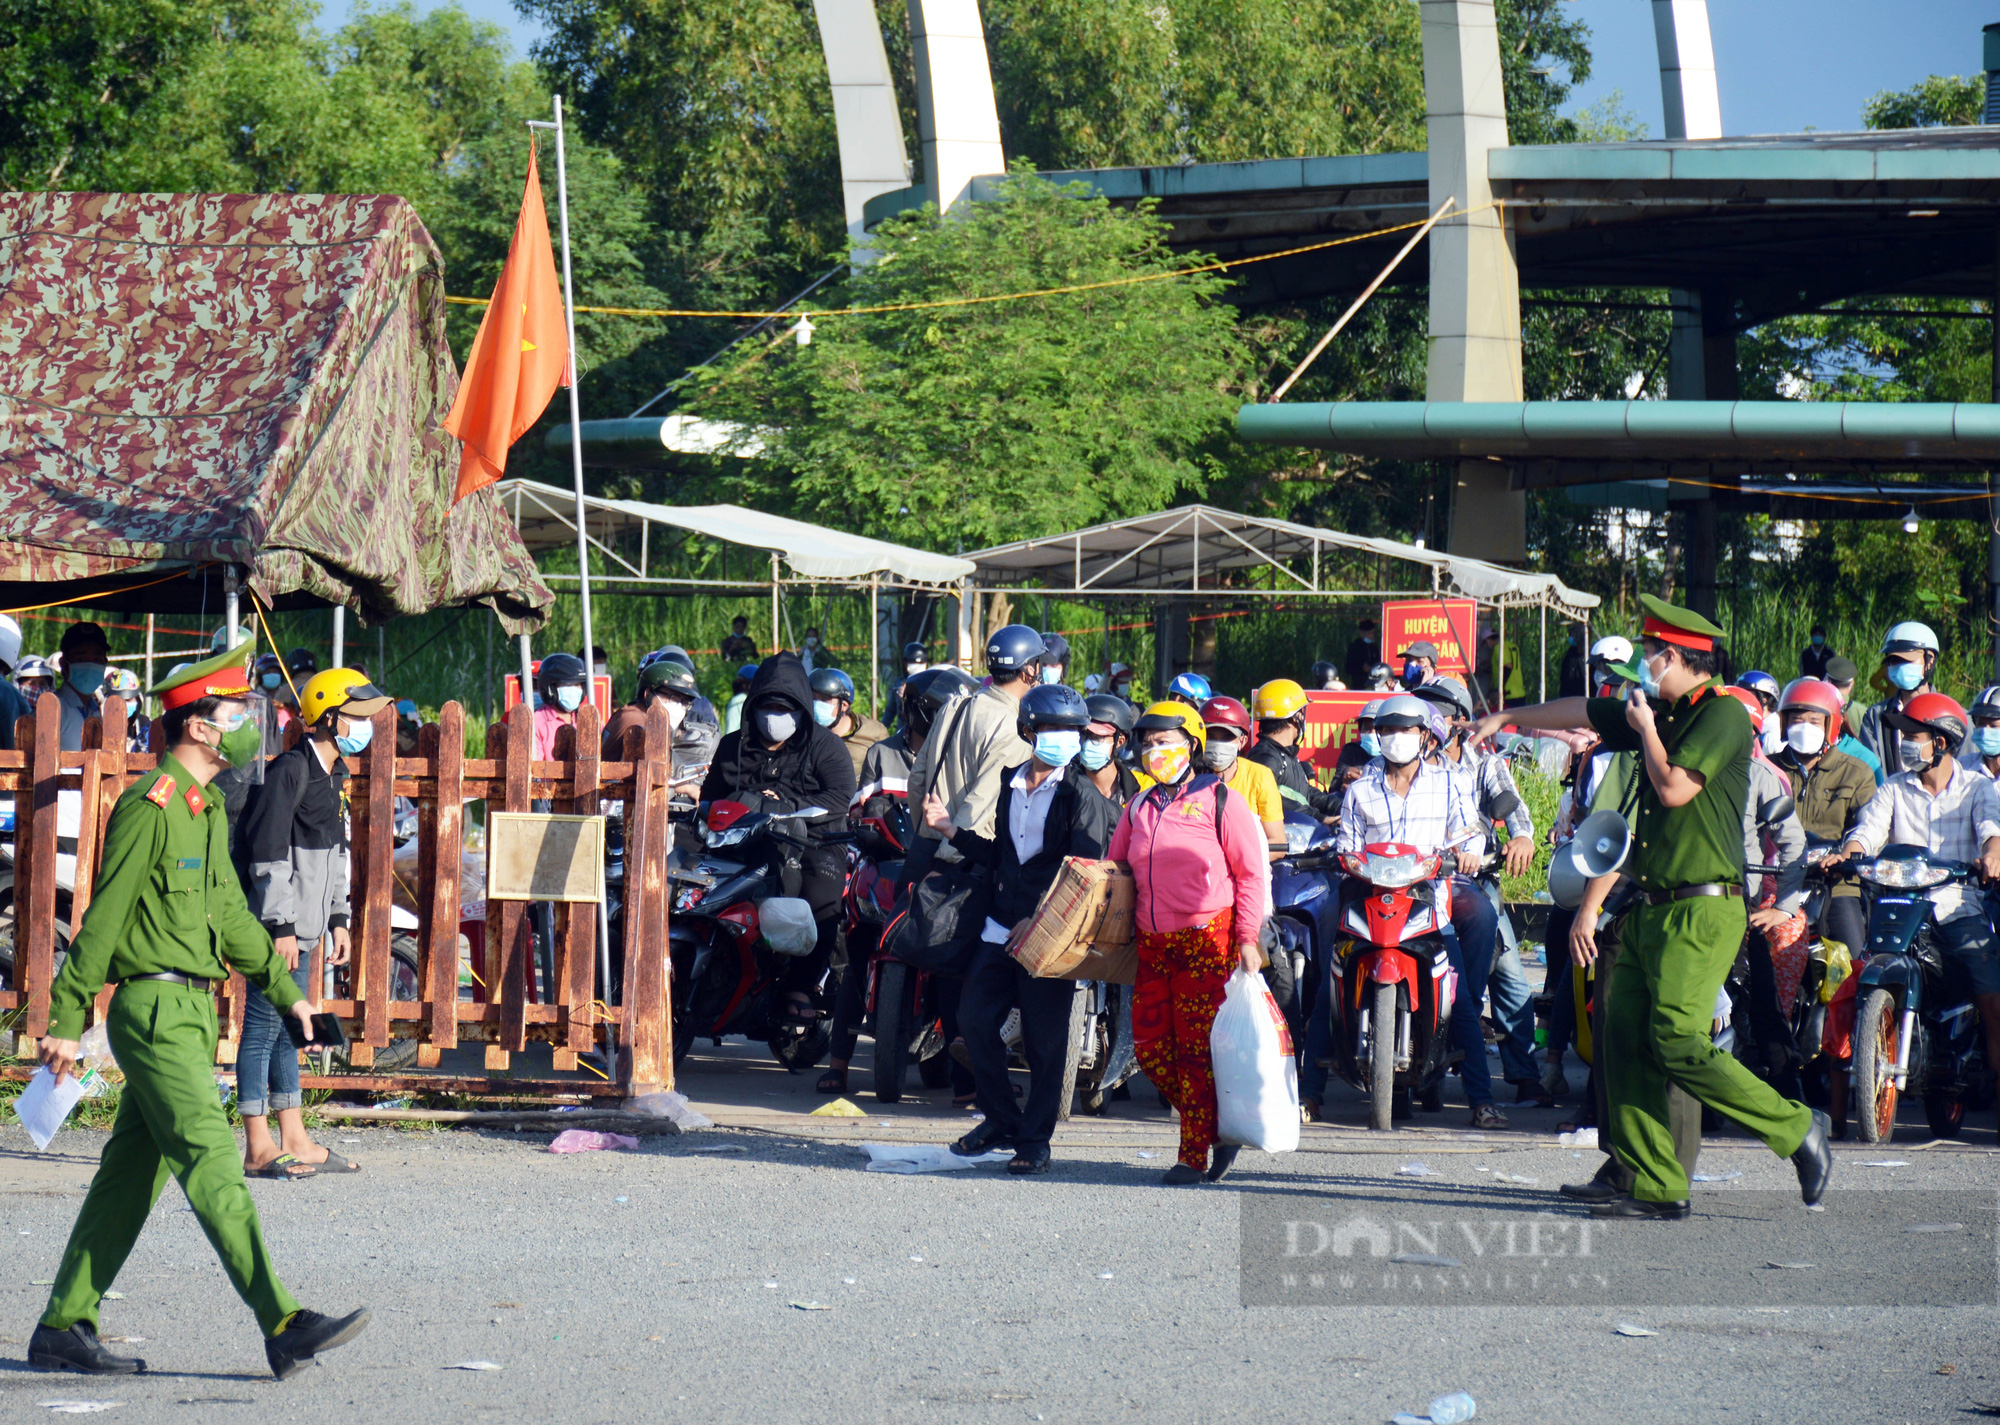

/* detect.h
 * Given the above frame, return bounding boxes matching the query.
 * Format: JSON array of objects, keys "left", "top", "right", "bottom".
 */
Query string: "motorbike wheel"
[
  {"left": 1367, "top": 981, "right": 1396, "bottom": 1133},
  {"left": 0, "top": 888, "right": 73, "bottom": 988},
  {"left": 1055, "top": 984, "right": 1087, "bottom": 1123},
  {"left": 871, "top": 960, "right": 912, "bottom": 1104},
  {"left": 768, "top": 1021, "right": 831, "bottom": 1075},
  {"left": 1923, "top": 1091, "right": 1965, "bottom": 1139},
  {"left": 1851, "top": 988, "right": 1901, "bottom": 1145},
  {"left": 329, "top": 934, "right": 422, "bottom": 1071},
  {"left": 917, "top": 1049, "right": 953, "bottom": 1089},
  {"left": 1419, "top": 1082, "right": 1443, "bottom": 1113}
]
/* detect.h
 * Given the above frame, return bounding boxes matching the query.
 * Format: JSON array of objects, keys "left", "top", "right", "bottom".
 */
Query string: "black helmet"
[
  {"left": 638, "top": 658, "right": 697, "bottom": 700},
  {"left": 902, "top": 667, "right": 978, "bottom": 735},
  {"left": 1017, "top": 683, "right": 1089, "bottom": 739},
  {"left": 985, "top": 623, "right": 1045, "bottom": 674},
  {"left": 284, "top": 646, "right": 318, "bottom": 677},
  {"left": 1310, "top": 659, "right": 1339, "bottom": 687},
  {"left": 809, "top": 667, "right": 855, "bottom": 703},
  {"left": 534, "top": 652, "right": 588, "bottom": 702},
  {"left": 902, "top": 641, "right": 928, "bottom": 664},
  {"left": 1410, "top": 678, "right": 1471, "bottom": 720},
  {"left": 1039, "top": 631, "right": 1071, "bottom": 668},
  {"left": 1084, "top": 693, "right": 1135, "bottom": 738}
]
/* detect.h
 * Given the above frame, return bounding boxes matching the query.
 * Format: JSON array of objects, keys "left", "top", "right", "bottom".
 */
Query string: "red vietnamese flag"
[{"left": 444, "top": 141, "right": 569, "bottom": 502}]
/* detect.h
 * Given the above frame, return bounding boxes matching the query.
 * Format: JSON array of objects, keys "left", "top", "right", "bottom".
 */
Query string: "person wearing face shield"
[
  {"left": 28, "top": 645, "right": 366, "bottom": 1382},
  {"left": 235, "top": 668, "right": 389, "bottom": 1181},
  {"left": 932, "top": 683, "right": 1118, "bottom": 1174},
  {"left": 809, "top": 666, "right": 886, "bottom": 778},
  {"left": 55, "top": 620, "right": 114, "bottom": 752},
  {"left": 1772, "top": 678, "right": 1874, "bottom": 959},
  {"left": 1857, "top": 622, "right": 1940, "bottom": 774}
]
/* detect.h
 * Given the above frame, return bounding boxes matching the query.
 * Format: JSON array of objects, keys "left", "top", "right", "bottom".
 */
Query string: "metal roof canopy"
[
  {"left": 493, "top": 479, "right": 975, "bottom": 592},
  {"left": 1560, "top": 477, "right": 1990, "bottom": 520},
  {"left": 960, "top": 505, "right": 1599, "bottom": 619}
]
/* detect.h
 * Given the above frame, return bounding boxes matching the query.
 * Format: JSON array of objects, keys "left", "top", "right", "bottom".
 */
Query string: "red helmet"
[
  {"left": 1778, "top": 678, "right": 1843, "bottom": 721},
  {"left": 1885, "top": 691, "right": 1969, "bottom": 754},
  {"left": 1720, "top": 685, "right": 1765, "bottom": 731},
  {"left": 1199, "top": 695, "right": 1253, "bottom": 735}
]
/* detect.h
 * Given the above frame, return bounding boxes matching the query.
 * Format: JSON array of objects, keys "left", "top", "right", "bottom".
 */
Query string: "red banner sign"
[
  {"left": 1298, "top": 690, "right": 1378, "bottom": 787},
  {"left": 1380, "top": 598, "right": 1476, "bottom": 678}
]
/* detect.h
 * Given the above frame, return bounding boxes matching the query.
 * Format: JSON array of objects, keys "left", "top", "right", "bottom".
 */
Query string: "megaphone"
[{"left": 1546, "top": 809, "right": 1632, "bottom": 909}]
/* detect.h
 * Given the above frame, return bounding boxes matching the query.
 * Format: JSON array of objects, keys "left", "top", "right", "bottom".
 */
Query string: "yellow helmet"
[
  {"left": 298, "top": 667, "right": 392, "bottom": 726},
  {"left": 1133, "top": 700, "right": 1206, "bottom": 751},
  {"left": 1252, "top": 678, "right": 1308, "bottom": 721}
]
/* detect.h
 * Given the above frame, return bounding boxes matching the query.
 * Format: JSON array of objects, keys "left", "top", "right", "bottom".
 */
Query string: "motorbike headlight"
[
  {"left": 706, "top": 823, "right": 751, "bottom": 849},
  {"left": 1360, "top": 851, "right": 1431, "bottom": 889},
  {"left": 1857, "top": 857, "right": 1950, "bottom": 889},
  {"left": 1283, "top": 822, "right": 1319, "bottom": 856}
]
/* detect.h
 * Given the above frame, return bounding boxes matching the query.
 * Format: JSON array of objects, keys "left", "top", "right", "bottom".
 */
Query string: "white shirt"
[
  {"left": 982, "top": 761, "right": 1066, "bottom": 943},
  {"left": 1337, "top": 757, "right": 1480, "bottom": 858},
  {"left": 57, "top": 683, "right": 94, "bottom": 753},
  {"left": 1847, "top": 760, "right": 2000, "bottom": 922}
]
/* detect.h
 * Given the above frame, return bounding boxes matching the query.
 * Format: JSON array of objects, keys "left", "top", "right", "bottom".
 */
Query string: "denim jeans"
[
  {"left": 236, "top": 956, "right": 312, "bottom": 1118},
  {"left": 1444, "top": 874, "right": 1497, "bottom": 1106},
  {"left": 1487, "top": 940, "right": 1542, "bottom": 1083}
]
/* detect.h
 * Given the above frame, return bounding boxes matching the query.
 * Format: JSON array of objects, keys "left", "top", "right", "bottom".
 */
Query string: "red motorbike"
[
  {"left": 1328, "top": 841, "right": 1461, "bottom": 1131},
  {"left": 843, "top": 800, "right": 954, "bottom": 1102}
]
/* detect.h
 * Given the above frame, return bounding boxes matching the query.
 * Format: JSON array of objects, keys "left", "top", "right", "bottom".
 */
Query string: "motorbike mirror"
[{"left": 1571, "top": 809, "right": 1631, "bottom": 878}]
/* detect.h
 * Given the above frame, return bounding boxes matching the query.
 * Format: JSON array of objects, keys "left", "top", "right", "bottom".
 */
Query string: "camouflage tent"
[{"left": 0, "top": 191, "right": 552, "bottom": 630}]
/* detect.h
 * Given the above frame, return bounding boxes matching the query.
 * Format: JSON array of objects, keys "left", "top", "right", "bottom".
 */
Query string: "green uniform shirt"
[
  {"left": 1586, "top": 682, "right": 1751, "bottom": 891},
  {"left": 50, "top": 753, "right": 304, "bottom": 1039}
]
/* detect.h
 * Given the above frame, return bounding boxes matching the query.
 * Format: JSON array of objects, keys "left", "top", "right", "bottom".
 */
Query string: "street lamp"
[{"left": 1901, "top": 505, "right": 1921, "bottom": 534}]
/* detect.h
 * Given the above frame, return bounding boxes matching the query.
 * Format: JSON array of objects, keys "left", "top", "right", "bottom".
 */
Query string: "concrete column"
[
  {"left": 1652, "top": 0, "right": 1721, "bottom": 141},
  {"left": 814, "top": 0, "right": 912, "bottom": 244},
  {"left": 1421, "top": 0, "right": 1525, "bottom": 562},
  {"left": 1153, "top": 600, "right": 1188, "bottom": 696},
  {"left": 906, "top": 0, "right": 1006, "bottom": 211}
]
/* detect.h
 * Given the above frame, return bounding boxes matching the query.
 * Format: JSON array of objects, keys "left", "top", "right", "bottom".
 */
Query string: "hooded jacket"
[{"left": 699, "top": 653, "right": 855, "bottom": 830}]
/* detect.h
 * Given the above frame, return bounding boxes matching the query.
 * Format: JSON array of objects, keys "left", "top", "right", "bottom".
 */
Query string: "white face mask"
[
  {"left": 1206, "top": 739, "right": 1239, "bottom": 771},
  {"left": 666, "top": 700, "right": 688, "bottom": 732},
  {"left": 905, "top": 663, "right": 924, "bottom": 677},
  {"left": 1784, "top": 721, "right": 1826, "bottom": 757},
  {"left": 1379, "top": 731, "right": 1421, "bottom": 766},
  {"left": 757, "top": 710, "right": 799, "bottom": 744}
]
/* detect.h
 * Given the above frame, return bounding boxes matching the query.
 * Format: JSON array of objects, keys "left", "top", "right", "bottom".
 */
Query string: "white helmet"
[
  {"left": 0, "top": 615, "right": 19, "bottom": 672},
  {"left": 1589, "top": 635, "right": 1633, "bottom": 665},
  {"left": 1882, "top": 621, "right": 1938, "bottom": 655}
]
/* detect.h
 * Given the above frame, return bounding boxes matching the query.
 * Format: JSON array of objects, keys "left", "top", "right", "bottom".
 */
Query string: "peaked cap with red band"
[
  {"left": 151, "top": 644, "right": 254, "bottom": 713},
  {"left": 1637, "top": 592, "right": 1726, "bottom": 652}
]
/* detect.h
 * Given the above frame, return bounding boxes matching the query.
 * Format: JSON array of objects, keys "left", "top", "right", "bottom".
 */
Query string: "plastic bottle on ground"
[{"left": 1428, "top": 1392, "right": 1477, "bottom": 1424}]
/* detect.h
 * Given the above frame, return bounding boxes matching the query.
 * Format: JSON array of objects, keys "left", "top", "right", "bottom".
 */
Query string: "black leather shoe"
[
  {"left": 265, "top": 1307, "right": 371, "bottom": 1381},
  {"left": 1558, "top": 1177, "right": 1620, "bottom": 1203},
  {"left": 1513, "top": 1080, "right": 1557, "bottom": 1107},
  {"left": 1205, "top": 1145, "right": 1241, "bottom": 1182},
  {"left": 1007, "top": 1148, "right": 1051, "bottom": 1175},
  {"left": 1792, "top": 1108, "right": 1833, "bottom": 1206},
  {"left": 29, "top": 1322, "right": 144, "bottom": 1374},
  {"left": 1161, "top": 1163, "right": 1202, "bottom": 1186},
  {"left": 950, "top": 1121, "right": 1015, "bottom": 1157},
  {"left": 1588, "top": 1196, "right": 1690, "bottom": 1220}
]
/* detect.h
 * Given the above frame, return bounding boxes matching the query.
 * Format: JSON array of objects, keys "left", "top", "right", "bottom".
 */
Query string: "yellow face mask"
[{"left": 1141, "top": 743, "right": 1190, "bottom": 783}]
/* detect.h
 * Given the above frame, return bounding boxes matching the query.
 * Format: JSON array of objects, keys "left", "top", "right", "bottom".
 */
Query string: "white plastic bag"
[
  {"left": 1210, "top": 968, "right": 1300, "bottom": 1153},
  {"left": 757, "top": 897, "right": 818, "bottom": 956}
]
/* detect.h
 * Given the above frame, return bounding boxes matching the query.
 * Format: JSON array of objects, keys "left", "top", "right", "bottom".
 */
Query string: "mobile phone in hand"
[{"left": 284, "top": 1013, "right": 349, "bottom": 1051}]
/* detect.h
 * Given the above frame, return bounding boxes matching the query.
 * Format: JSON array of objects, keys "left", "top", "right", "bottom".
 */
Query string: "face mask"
[
  {"left": 1973, "top": 727, "right": 2000, "bottom": 757},
  {"left": 1898, "top": 735, "right": 1931, "bottom": 772},
  {"left": 1810, "top": 634, "right": 1825, "bottom": 647},
  {"left": 1033, "top": 729, "right": 1080, "bottom": 767},
  {"left": 1141, "top": 743, "right": 1190, "bottom": 783},
  {"left": 1358, "top": 732, "right": 1381, "bottom": 758},
  {"left": 805, "top": 637, "right": 820, "bottom": 650},
  {"left": 905, "top": 663, "right": 924, "bottom": 676},
  {"left": 334, "top": 717, "right": 373, "bottom": 757},
  {"left": 666, "top": 700, "right": 689, "bottom": 732},
  {"left": 1401, "top": 662, "right": 1424, "bottom": 688},
  {"left": 66, "top": 662, "right": 107, "bottom": 696},
  {"left": 812, "top": 699, "right": 838, "bottom": 727},
  {"left": 1633, "top": 653, "right": 1664, "bottom": 701},
  {"left": 1888, "top": 661, "right": 1924, "bottom": 693},
  {"left": 1113, "top": 682, "right": 1130, "bottom": 700},
  {"left": 261, "top": 672, "right": 282, "bottom": 690},
  {"left": 211, "top": 716, "right": 261, "bottom": 768},
  {"left": 757, "top": 710, "right": 798, "bottom": 744},
  {"left": 1206, "top": 740, "right": 1239, "bottom": 772},
  {"left": 1079, "top": 738, "right": 1114, "bottom": 772},
  {"left": 1379, "top": 731, "right": 1421, "bottom": 766},
  {"left": 555, "top": 685, "right": 583, "bottom": 713},
  {"left": 1039, "top": 666, "right": 1062, "bottom": 685},
  {"left": 1785, "top": 722, "right": 1826, "bottom": 757}
]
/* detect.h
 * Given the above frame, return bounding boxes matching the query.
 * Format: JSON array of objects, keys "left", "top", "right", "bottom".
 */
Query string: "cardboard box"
[{"left": 1008, "top": 858, "right": 1136, "bottom": 980}]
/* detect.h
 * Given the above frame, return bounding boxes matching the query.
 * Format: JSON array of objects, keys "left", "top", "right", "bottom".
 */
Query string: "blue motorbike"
[{"left": 1270, "top": 808, "right": 1343, "bottom": 1050}]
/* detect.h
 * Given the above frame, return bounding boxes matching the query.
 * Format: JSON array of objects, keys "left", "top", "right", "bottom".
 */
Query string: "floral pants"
[{"left": 1133, "top": 914, "right": 1236, "bottom": 1169}]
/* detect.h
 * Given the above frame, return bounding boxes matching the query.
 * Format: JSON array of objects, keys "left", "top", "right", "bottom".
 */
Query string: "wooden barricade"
[{"left": 0, "top": 694, "right": 675, "bottom": 1097}]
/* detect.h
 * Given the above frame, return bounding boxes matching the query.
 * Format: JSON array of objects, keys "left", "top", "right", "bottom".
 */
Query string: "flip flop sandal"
[
  {"left": 246, "top": 1154, "right": 315, "bottom": 1181},
  {"left": 305, "top": 1144, "right": 361, "bottom": 1174},
  {"left": 815, "top": 1068, "right": 848, "bottom": 1095}
]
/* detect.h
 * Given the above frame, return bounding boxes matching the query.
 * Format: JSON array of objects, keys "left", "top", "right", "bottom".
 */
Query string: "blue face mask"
[
  {"left": 1888, "top": 661, "right": 1924, "bottom": 693},
  {"left": 1401, "top": 662, "right": 1424, "bottom": 688},
  {"left": 812, "top": 699, "right": 839, "bottom": 727},
  {"left": 555, "top": 685, "right": 584, "bottom": 712},
  {"left": 1039, "top": 666, "right": 1062, "bottom": 685},
  {"left": 1358, "top": 732, "right": 1381, "bottom": 758},
  {"left": 335, "top": 719, "right": 373, "bottom": 756},
  {"left": 261, "top": 672, "right": 282, "bottom": 690},
  {"left": 1033, "top": 729, "right": 1081, "bottom": 768},
  {"left": 1973, "top": 727, "right": 2000, "bottom": 757},
  {"left": 1810, "top": 634, "right": 1825, "bottom": 647},
  {"left": 1633, "top": 654, "right": 1663, "bottom": 701},
  {"left": 66, "top": 662, "right": 107, "bottom": 696},
  {"left": 1078, "top": 737, "right": 1113, "bottom": 771}
]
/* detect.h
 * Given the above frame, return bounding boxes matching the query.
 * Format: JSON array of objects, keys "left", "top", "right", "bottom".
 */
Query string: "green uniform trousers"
[
  {"left": 1590, "top": 914, "right": 1700, "bottom": 1194},
  {"left": 42, "top": 982, "right": 300, "bottom": 1338},
  {"left": 1606, "top": 897, "right": 1813, "bottom": 1203}
]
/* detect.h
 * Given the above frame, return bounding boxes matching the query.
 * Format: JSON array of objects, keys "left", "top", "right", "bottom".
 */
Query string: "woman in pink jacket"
[{"left": 1110, "top": 703, "right": 1270, "bottom": 1184}]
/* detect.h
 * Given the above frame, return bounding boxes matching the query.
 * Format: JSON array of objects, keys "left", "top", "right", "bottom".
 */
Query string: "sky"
[{"left": 326, "top": 0, "right": 1994, "bottom": 139}]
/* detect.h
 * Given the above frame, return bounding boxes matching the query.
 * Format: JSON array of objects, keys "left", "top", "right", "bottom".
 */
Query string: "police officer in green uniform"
[
  {"left": 1471, "top": 594, "right": 1832, "bottom": 1219},
  {"left": 27, "top": 646, "right": 370, "bottom": 1378}
]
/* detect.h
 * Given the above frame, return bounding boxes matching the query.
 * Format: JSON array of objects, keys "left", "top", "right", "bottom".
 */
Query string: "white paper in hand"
[{"left": 16, "top": 1067, "right": 85, "bottom": 1152}]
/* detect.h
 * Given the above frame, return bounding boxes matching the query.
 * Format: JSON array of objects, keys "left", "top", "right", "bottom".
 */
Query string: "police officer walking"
[
  {"left": 1468, "top": 594, "right": 1832, "bottom": 1219},
  {"left": 28, "top": 646, "right": 369, "bottom": 1379}
]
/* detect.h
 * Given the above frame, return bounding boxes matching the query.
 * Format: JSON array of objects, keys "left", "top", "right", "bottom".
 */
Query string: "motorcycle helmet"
[
  {"left": 1371, "top": 694, "right": 1430, "bottom": 732},
  {"left": 1309, "top": 660, "right": 1339, "bottom": 689},
  {"left": 985, "top": 624, "right": 1045, "bottom": 675},
  {"left": 638, "top": 658, "right": 698, "bottom": 700},
  {"left": 285, "top": 646, "right": 319, "bottom": 679},
  {"left": 1720, "top": 684, "right": 1766, "bottom": 731},
  {"left": 1133, "top": 700, "right": 1206, "bottom": 752},
  {"left": 809, "top": 667, "right": 856, "bottom": 704},
  {"left": 252, "top": 651, "right": 286, "bottom": 694},
  {"left": 1970, "top": 684, "right": 2000, "bottom": 722},
  {"left": 1252, "top": 678, "right": 1308, "bottom": 723},
  {"left": 1017, "top": 683, "right": 1090, "bottom": 738},
  {"left": 534, "top": 652, "right": 589, "bottom": 707},
  {"left": 1038, "top": 631, "right": 1071, "bottom": 670},
  {"left": 902, "top": 667, "right": 979, "bottom": 736},
  {"left": 1410, "top": 677, "right": 1471, "bottom": 721},
  {"left": 1198, "top": 694, "right": 1252, "bottom": 738},
  {"left": 1735, "top": 670, "right": 1780, "bottom": 711},
  {"left": 0, "top": 615, "right": 17, "bottom": 673},
  {"left": 1881, "top": 621, "right": 1940, "bottom": 656},
  {"left": 902, "top": 640, "right": 929, "bottom": 666},
  {"left": 1588, "top": 635, "right": 1633, "bottom": 666},
  {"left": 1167, "top": 671, "right": 1212, "bottom": 704},
  {"left": 1884, "top": 690, "right": 1968, "bottom": 757},
  {"left": 1778, "top": 678, "right": 1843, "bottom": 720},
  {"left": 14, "top": 655, "right": 54, "bottom": 694},
  {"left": 1084, "top": 693, "right": 1135, "bottom": 738}
]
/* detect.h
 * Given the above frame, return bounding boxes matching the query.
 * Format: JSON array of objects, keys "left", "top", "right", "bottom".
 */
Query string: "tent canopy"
[
  {"left": 961, "top": 505, "right": 1599, "bottom": 618},
  {"left": 494, "top": 479, "right": 976, "bottom": 589},
  {"left": 0, "top": 191, "right": 552, "bottom": 628}
]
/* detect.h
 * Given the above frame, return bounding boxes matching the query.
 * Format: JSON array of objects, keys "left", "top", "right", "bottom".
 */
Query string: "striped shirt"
[
  {"left": 1846, "top": 761, "right": 2000, "bottom": 922},
  {"left": 1337, "top": 757, "right": 1481, "bottom": 858},
  {"left": 1443, "top": 744, "right": 1534, "bottom": 842}
]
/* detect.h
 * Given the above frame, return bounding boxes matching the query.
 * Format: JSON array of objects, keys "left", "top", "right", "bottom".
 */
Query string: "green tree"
[
  {"left": 1862, "top": 73, "right": 1981, "bottom": 129},
  {"left": 687, "top": 169, "right": 1250, "bottom": 549}
]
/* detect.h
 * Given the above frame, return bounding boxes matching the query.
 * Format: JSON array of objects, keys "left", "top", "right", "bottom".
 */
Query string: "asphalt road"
[{"left": 0, "top": 1038, "right": 1994, "bottom": 1424}]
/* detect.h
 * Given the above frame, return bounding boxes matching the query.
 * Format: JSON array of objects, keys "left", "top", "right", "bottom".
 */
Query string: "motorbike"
[
  {"left": 1270, "top": 809, "right": 1340, "bottom": 1052},
  {"left": 844, "top": 799, "right": 956, "bottom": 1103},
  {"left": 1840, "top": 844, "right": 1992, "bottom": 1142},
  {"left": 665, "top": 799, "right": 838, "bottom": 1073},
  {"left": 1328, "top": 840, "right": 1462, "bottom": 1131}
]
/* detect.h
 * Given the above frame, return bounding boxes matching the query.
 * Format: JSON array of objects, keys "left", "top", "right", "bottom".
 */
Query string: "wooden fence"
[{"left": 2, "top": 694, "right": 677, "bottom": 1097}]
